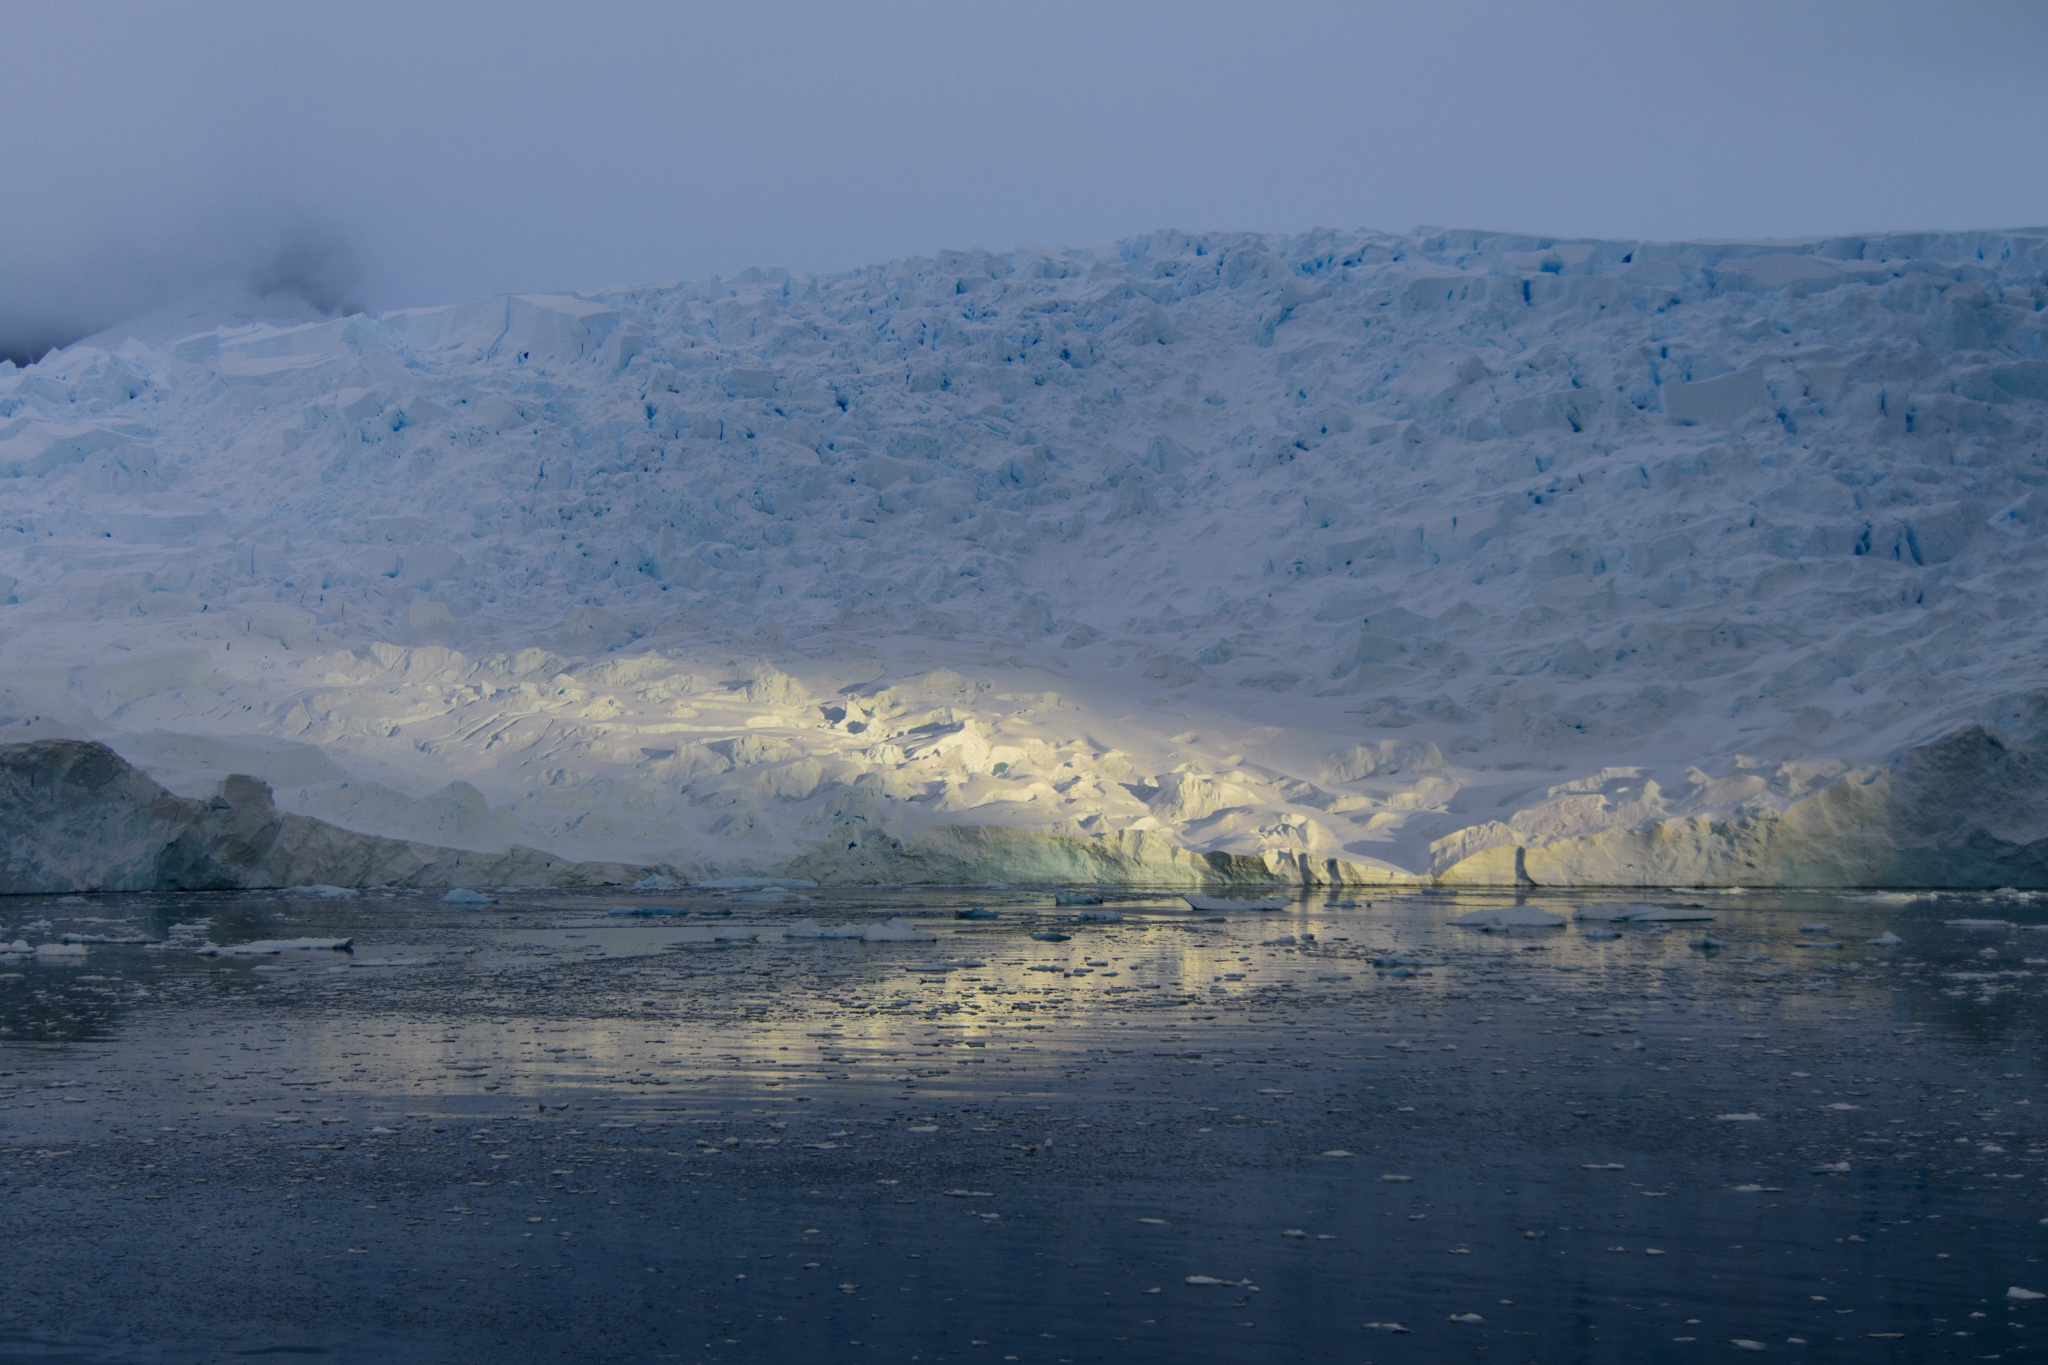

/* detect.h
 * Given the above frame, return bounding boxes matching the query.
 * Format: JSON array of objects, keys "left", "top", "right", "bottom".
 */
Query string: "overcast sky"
[{"left": 4, "top": 0, "right": 2045, "bottom": 361}]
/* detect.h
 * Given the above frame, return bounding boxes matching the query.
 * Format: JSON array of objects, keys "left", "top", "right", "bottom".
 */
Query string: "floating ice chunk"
[
  {"left": 713, "top": 929, "right": 760, "bottom": 942},
  {"left": 1363, "top": 1322, "right": 1410, "bottom": 1333},
  {"left": 1380, "top": 1173, "right": 1412, "bottom": 1182},
  {"left": 441, "top": 889, "right": 494, "bottom": 905},
  {"left": 1183, "top": 894, "right": 1287, "bottom": 912},
  {"left": 1261, "top": 936, "right": 1297, "bottom": 946},
  {"left": 633, "top": 875, "right": 680, "bottom": 891},
  {"left": 1054, "top": 892, "right": 1104, "bottom": 906},
  {"left": 1321, "top": 1149, "right": 1352, "bottom": 1158},
  {"left": 201, "top": 938, "right": 354, "bottom": 955},
  {"left": 1281, "top": 1229, "right": 1306, "bottom": 1239},
  {"left": 1731, "top": 1339, "right": 1767, "bottom": 1352},
  {"left": 782, "top": 920, "right": 833, "bottom": 939},
  {"left": 1798, "top": 923, "right": 1833, "bottom": 934},
  {"left": 1449, "top": 1313, "right": 1485, "bottom": 1323},
  {"left": 1716, "top": 1112, "right": 1764, "bottom": 1122},
  {"left": 1868, "top": 931, "right": 1903, "bottom": 946},
  {"left": 1577, "top": 904, "right": 1712, "bottom": 923},
  {"left": 1450, "top": 907, "right": 1566, "bottom": 930},
  {"left": 1074, "top": 910, "right": 1123, "bottom": 923},
  {"left": 2009, "top": 1286, "right": 2045, "bottom": 1302},
  {"left": 610, "top": 905, "right": 686, "bottom": 917},
  {"left": 284, "top": 884, "right": 358, "bottom": 898},
  {"left": 1946, "top": 919, "right": 2013, "bottom": 929},
  {"left": 1690, "top": 936, "right": 1728, "bottom": 951},
  {"left": 1582, "top": 927, "right": 1621, "bottom": 941},
  {"left": 1031, "top": 931, "right": 1071, "bottom": 943},
  {"left": 955, "top": 908, "right": 1000, "bottom": 920},
  {"left": 735, "top": 889, "right": 790, "bottom": 903},
  {"left": 1811, "top": 1161, "right": 1850, "bottom": 1173},
  {"left": 1, "top": 940, "right": 29, "bottom": 954},
  {"left": 34, "top": 942, "right": 87, "bottom": 959},
  {"left": 697, "top": 877, "right": 817, "bottom": 890},
  {"left": 784, "top": 918, "right": 936, "bottom": 943}
]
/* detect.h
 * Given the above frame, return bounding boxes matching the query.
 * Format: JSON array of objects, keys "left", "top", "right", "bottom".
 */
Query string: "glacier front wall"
[{"left": 3, "top": 226, "right": 2048, "bottom": 888}]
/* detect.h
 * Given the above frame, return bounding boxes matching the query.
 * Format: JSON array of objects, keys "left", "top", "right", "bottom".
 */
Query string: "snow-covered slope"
[{"left": 2, "top": 227, "right": 2046, "bottom": 887}]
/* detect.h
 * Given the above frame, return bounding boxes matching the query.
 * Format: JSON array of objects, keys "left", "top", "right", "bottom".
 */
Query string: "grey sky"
[{"left": 4, "top": 0, "right": 2044, "bottom": 361}]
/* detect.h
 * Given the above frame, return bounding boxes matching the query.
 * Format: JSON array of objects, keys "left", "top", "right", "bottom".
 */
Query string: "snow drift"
[{"left": 2, "top": 226, "right": 2046, "bottom": 888}]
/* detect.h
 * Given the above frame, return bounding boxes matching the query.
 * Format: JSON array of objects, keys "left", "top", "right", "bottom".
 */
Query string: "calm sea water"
[{"left": 0, "top": 886, "right": 2042, "bottom": 1363}]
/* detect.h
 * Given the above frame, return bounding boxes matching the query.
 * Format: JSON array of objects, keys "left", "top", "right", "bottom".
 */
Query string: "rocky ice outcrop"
[
  {"left": 0, "top": 740, "right": 639, "bottom": 893},
  {"left": 7, "top": 713, "right": 2047, "bottom": 891},
  {"left": 1438, "top": 695, "right": 2048, "bottom": 888}
]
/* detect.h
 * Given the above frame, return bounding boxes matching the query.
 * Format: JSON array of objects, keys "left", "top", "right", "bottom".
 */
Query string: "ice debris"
[
  {"left": 783, "top": 918, "right": 936, "bottom": 943},
  {"left": 698, "top": 878, "right": 817, "bottom": 890},
  {"left": 1575, "top": 904, "right": 1713, "bottom": 923},
  {"left": 1183, "top": 895, "right": 1287, "bottom": 912},
  {"left": 1449, "top": 907, "right": 1566, "bottom": 930},
  {"left": 441, "top": 889, "right": 494, "bottom": 906},
  {"left": 199, "top": 938, "right": 354, "bottom": 955}
]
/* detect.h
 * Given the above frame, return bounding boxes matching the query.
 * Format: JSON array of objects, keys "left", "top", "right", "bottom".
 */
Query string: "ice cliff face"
[{"left": 1, "top": 227, "right": 2046, "bottom": 887}]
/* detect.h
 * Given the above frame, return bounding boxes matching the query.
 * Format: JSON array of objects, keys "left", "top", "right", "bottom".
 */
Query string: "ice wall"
[{"left": 1, "top": 227, "right": 2045, "bottom": 886}]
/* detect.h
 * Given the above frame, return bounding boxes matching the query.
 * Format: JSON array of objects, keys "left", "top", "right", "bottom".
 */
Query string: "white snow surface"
[{"left": 1, "top": 226, "right": 2046, "bottom": 883}]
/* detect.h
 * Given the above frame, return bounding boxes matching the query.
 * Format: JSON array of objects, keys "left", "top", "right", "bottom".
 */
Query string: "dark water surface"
[{"left": 0, "top": 886, "right": 2043, "bottom": 1363}]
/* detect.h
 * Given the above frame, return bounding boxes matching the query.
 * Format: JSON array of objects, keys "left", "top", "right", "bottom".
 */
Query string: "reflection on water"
[{"left": 1, "top": 886, "right": 2044, "bottom": 1363}]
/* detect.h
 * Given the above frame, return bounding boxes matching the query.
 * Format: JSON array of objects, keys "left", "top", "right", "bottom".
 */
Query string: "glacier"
[{"left": 1, "top": 226, "right": 2046, "bottom": 889}]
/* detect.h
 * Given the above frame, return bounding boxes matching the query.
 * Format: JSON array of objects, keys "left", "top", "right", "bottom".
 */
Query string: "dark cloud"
[{"left": 248, "top": 222, "right": 364, "bottom": 318}]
